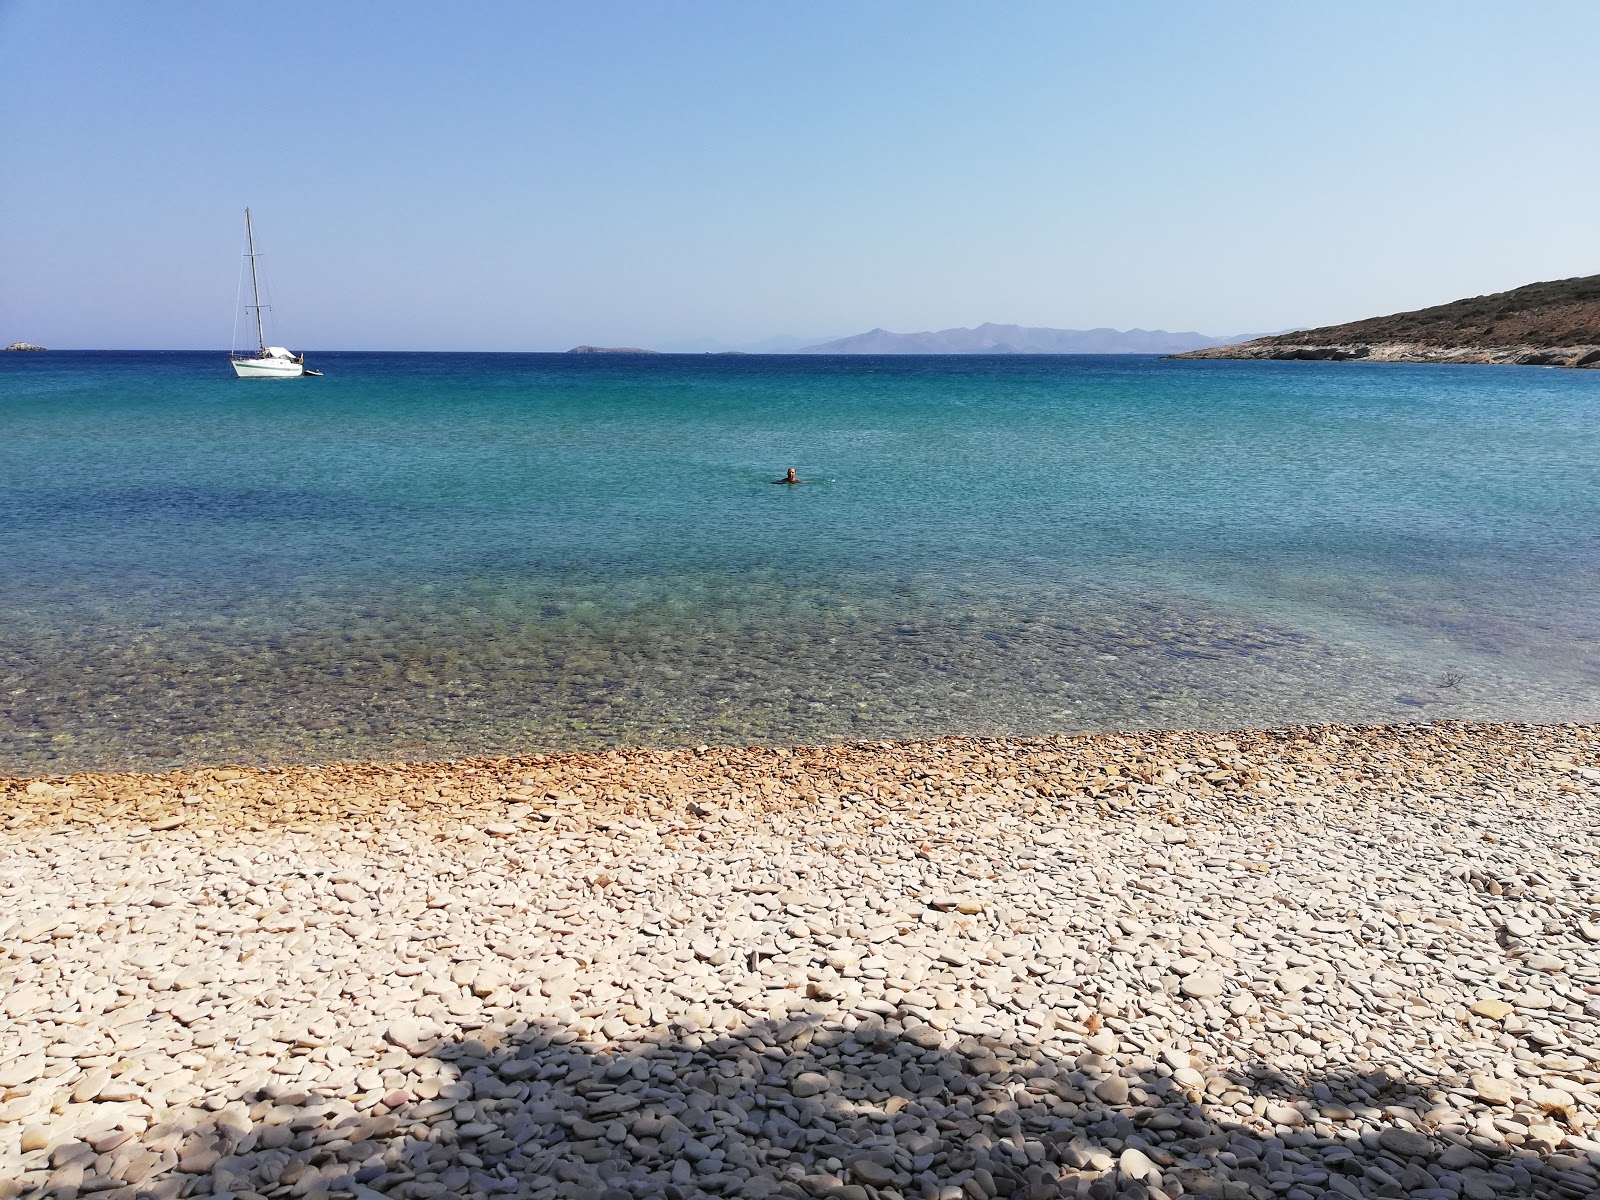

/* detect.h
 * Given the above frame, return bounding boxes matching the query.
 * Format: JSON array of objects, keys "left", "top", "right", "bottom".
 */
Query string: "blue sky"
[{"left": 3, "top": 1, "right": 1597, "bottom": 350}]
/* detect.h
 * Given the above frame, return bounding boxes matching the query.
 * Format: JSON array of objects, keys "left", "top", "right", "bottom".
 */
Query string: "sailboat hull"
[{"left": 231, "top": 357, "right": 304, "bottom": 378}]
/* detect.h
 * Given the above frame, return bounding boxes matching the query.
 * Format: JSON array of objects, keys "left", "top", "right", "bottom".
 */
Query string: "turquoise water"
[{"left": 2, "top": 350, "right": 1597, "bottom": 774}]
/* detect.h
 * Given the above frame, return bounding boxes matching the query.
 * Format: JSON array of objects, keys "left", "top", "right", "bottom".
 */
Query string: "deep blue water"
[{"left": 2, "top": 350, "right": 1597, "bottom": 773}]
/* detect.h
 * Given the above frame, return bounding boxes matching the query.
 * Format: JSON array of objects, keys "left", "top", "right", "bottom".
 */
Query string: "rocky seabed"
[{"left": 3, "top": 722, "right": 1600, "bottom": 1200}]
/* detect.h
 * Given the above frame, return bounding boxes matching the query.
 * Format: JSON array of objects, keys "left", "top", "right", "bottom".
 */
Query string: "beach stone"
[
  {"left": 386, "top": 1018, "right": 438, "bottom": 1054},
  {"left": 1470, "top": 998, "right": 1515, "bottom": 1020},
  {"left": 1093, "top": 1076, "right": 1129, "bottom": 1105},
  {"left": 791, "top": 1072, "right": 829, "bottom": 1098},
  {"left": 1439, "top": 1145, "right": 1480, "bottom": 1170},
  {"left": 1529, "top": 1085, "right": 1576, "bottom": 1115},
  {"left": 1118, "top": 1148, "right": 1157, "bottom": 1183},
  {"left": 851, "top": 1161, "right": 897, "bottom": 1187},
  {"left": 71, "top": 1066, "right": 111, "bottom": 1102},
  {"left": 1181, "top": 972, "right": 1225, "bottom": 998},
  {"left": 1472, "top": 1073, "right": 1515, "bottom": 1105},
  {"left": 46, "top": 1162, "right": 85, "bottom": 1192},
  {"left": 0, "top": 1056, "right": 44, "bottom": 1088},
  {"left": 1526, "top": 1123, "right": 1564, "bottom": 1148},
  {"left": 1377, "top": 1128, "right": 1434, "bottom": 1159}
]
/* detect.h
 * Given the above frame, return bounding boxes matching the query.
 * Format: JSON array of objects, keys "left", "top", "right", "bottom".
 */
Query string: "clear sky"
[{"left": 3, "top": 1, "right": 1597, "bottom": 351}]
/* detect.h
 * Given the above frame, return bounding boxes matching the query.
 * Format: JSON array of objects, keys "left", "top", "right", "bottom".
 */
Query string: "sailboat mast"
[{"left": 244, "top": 208, "right": 266, "bottom": 353}]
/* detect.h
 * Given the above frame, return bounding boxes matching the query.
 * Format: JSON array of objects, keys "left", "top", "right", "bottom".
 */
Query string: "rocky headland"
[
  {"left": 4, "top": 342, "right": 47, "bottom": 352},
  {"left": 4, "top": 722, "right": 1600, "bottom": 1200},
  {"left": 566, "top": 347, "right": 660, "bottom": 356},
  {"left": 1176, "top": 275, "right": 1600, "bottom": 369}
]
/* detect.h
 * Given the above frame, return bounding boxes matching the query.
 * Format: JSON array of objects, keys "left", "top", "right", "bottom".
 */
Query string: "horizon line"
[{"left": 4, "top": 346, "right": 1224, "bottom": 356}]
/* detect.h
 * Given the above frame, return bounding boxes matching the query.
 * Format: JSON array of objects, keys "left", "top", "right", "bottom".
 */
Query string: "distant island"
[
  {"left": 797, "top": 323, "right": 1241, "bottom": 355},
  {"left": 4, "top": 341, "right": 46, "bottom": 352},
  {"left": 567, "top": 345, "right": 659, "bottom": 355},
  {"left": 1175, "top": 274, "right": 1600, "bottom": 368}
]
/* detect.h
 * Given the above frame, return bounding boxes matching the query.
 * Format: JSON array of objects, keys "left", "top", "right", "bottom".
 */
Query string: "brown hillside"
[{"left": 1256, "top": 274, "right": 1600, "bottom": 349}]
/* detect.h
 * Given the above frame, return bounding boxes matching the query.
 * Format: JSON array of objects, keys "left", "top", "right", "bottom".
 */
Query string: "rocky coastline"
[
  {"left": 4, "top": 722, "right": 1600, "bottom": 1200},
  {"left": 1175, "top": 274, "right": 1600, "bottom": 370},
  {"left": 1175, "top": 342, "right": 1600, "bottom": 369}
]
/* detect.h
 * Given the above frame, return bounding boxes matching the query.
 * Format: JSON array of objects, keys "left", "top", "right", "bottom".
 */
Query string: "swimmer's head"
[{"left": 784, "top": 468, "right": 798, "bottom": 482}]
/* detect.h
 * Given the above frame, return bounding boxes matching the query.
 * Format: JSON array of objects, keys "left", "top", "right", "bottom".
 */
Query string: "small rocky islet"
[{"left": 4, "top": 722, "right": 1600, "bottom": 1200}]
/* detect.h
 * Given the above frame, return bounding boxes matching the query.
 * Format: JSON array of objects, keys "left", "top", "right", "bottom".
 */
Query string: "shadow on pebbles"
[{"left": 13, "top": 1014, "right": 1600, "bottom": 1200}]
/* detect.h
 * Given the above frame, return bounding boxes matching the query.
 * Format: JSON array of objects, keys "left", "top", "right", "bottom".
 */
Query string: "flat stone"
[
  {"left": 850, "top": 1160, "right": 897, "bottom": 1187},
  {"left": 1438, "top": 1145, "right": 1480, "bottom": 1169},
  {"left": 1181, "top": 972, "right": 1225, "bottom": 998},
  {"left": 1469, "top": 998, "right": 1515, "bottom": 1020},
  {"left": 1093, "top": 1076, "right": 1129, "bottom": 1105},
  {"left": 1376, "top": 1128, "right": 1433, "bottom": 1159},
  {"left": 1471, "top": 1073, "right": 1515, "bottom": 1105},
  {"left": 385, "top": 1019, "right": 438, "bottom": 1054},
  {"left": 791, "top": 1072, "right": 829, "bottom": 1098},
  {"left": 0, "top": 1056, "right": 45, "bottom": 1088}
]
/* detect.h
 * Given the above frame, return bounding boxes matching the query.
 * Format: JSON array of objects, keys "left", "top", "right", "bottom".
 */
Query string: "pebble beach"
[{"left": 5, "top": 722, "right": 1600, "bottom": 1200}]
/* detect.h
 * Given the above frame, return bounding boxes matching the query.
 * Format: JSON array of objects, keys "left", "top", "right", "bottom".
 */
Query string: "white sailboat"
[{"left": 230, "top": 209, "right": 319, "bottom": 378}]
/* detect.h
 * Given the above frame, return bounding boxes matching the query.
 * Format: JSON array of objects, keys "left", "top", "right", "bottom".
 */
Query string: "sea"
[{"left": 2, "top": 350, "right": 1597, "bottom": 776}]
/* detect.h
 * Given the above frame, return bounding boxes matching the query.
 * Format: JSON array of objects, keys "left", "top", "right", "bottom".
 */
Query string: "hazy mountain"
[
  {"left": 797, "top": 323, "right": 1242, "bottom": 355},
  {"left": 650, "top": 333, "right": 841, "bottom": 354}
]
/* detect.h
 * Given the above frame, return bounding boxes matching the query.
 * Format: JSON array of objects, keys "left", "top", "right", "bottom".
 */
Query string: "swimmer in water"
[{"left": 771, "top": 467, "right": 807, "bottom": 485}]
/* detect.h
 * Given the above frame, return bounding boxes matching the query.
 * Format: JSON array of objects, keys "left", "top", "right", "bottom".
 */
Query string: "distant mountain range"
[
  {"left": 651, "top": 333, "right": 838, "bottom": 354},
  {"left": 796, "top": 323, "right": 1244, "bottom": 355}
]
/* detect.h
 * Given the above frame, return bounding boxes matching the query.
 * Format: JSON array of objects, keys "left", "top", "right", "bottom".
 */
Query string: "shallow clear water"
[{"left": 2, "top": 350, "right": 1597, "bottom": 773}]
